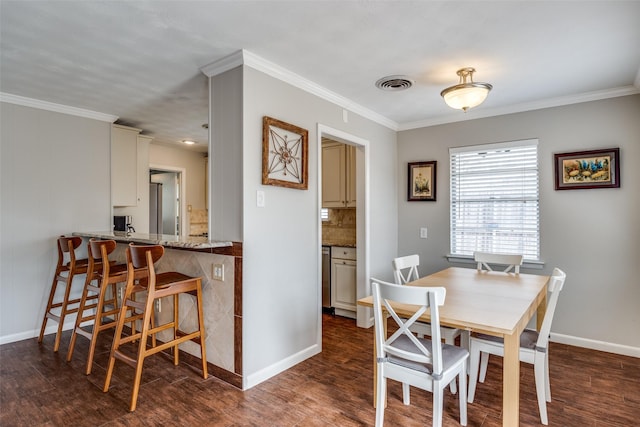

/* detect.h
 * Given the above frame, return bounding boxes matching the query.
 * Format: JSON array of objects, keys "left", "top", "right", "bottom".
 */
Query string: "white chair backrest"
[
  {"left": 392, "top": 254, "right": 420, "bottom": 285},
  {"left": 535, "top": 268, "right": 567, "bottom": 351},
  {"left": 371, "top": 278, "right": 446, "bottom": 376},
  {"left": 474, "top": 251, "right": 523, "bottom": 274}
]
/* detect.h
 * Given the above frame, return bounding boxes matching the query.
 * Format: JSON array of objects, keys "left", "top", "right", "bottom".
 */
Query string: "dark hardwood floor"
[{"left": 1, "top": 314, "right": 638, "bottom": 426}]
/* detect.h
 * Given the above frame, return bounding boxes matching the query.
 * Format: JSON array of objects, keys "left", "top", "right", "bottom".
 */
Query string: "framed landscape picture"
[
  {"left": 408, "top": 161, "right": 436, "bottom": 201},
  {"left": 554, "top": 148, "right": 620, "bottom": 190}
]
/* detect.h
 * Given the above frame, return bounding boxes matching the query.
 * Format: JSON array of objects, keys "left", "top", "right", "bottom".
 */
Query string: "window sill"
[{"left": 445, "top": 254, "right": 546, "bottom": 270}]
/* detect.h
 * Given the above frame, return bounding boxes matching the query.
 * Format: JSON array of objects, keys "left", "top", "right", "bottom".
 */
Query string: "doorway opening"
[
  {"left": 149, "top": 165, "right": 187, "bottom": 236},
  {"left": 317, "top": 124, "right": 370, "bottom": 348}
]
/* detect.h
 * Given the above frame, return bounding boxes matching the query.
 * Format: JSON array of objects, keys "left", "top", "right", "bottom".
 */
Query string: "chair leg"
[
  {"left": 458, "top": 360, "right": 468, "bottom": 426},
  {"left": 195, "top": 282, "right": 208, "bottom": 378},
  {"left": 375, "top": 365, "right": 385, "bottom": 427},
  {"left": 53, "top": 273, "right": 75, "bottom": 352},
  {"left": 479, "top": 352, "right": 489, "bottom": 383},
  {"left": 103, "top": 293, "right": 131, "bottom": 393},
  {"left": 173, "top": 294, "right": 179, "bottom": 366},
  {"left": 402, "top": 382, "right": 410, "bottom": 405},
  {"left": 129, "top": 295, "right": 155, "bottom": 412},
  {"left": 545, "top": 351, "right": 551, "bottom": 401},
  {"left": 432, "top": 385, "right": 444, "bottom": 427},
  {"left": 467, "top": 343, "right": 480, "bottom": 403},
  {"left": 534, "top": 351, "right": 549, "bottom": 425},
  {"left": 66, "top": 273, "right": 93, "bottom": 365},
  {"left": 445, "top": 334, "right": 458, "bottom": 394},
  {"left": 84, "top": 281, "right": 112, "bottom": 375},
  {"left": 38, "top": 274, "right": 60, "bottom": 343}
]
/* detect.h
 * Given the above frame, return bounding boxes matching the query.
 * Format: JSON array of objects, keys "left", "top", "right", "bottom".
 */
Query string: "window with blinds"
[{"left": 449, "top": 139, "right": 540, "bottom": 260}]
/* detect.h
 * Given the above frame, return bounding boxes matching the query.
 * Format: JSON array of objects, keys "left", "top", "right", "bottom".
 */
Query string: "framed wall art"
[
  {"left": 262, "top": 116, "right": 308, "bottom": 190},
  {"left": 408, "top": 161, "right": 437, "bottom": 201},
  {"left": 554, "top": 147, "right": 620, "bottom": 190}
]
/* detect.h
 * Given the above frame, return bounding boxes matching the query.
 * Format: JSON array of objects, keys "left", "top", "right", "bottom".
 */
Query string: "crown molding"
[
  {"left": 399, "top": 85, "right": 640, "bottom": 131},
  {"left": 0, "top": 92, "right": 118, "bottom": 123},
  {"left": 201, "top": 49, "right": 398, "bottom": 131},
  {"left": 200, "top": 50, "right": 245, "bottom": 77}
]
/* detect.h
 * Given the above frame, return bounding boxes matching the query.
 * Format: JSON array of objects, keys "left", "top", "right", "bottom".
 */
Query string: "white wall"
[
  {"left": 397, "top": 94, "right": 640, "bottom": 354},
  {"left": 210, "top": 67, "right": 243, "bottom": 242},
  {"left": 0, "top": 102, "right": 111, "bottom": 342},
  {"left": 207, "top": 64, "right": 398, "bottom": 388},
  {"left": 240, "top": 66, "right": 397, "bottom": 387}
]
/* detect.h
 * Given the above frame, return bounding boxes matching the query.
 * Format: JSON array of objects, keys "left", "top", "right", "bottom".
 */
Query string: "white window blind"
[{"left": 449, "top": 139, "right": 540, "bottom": 260}]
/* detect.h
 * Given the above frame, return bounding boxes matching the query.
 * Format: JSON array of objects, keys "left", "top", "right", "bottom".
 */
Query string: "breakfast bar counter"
[
  {"left": 72, "top": 230, "right": 244, "bottom": 388},
  {"left": 72, "top": 230, "right": 232, "bottom": 251}
]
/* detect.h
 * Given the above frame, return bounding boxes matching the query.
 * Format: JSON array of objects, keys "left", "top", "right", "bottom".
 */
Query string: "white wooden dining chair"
[
  {"left": 474, "top": 251, "right": 523, "bottom": 274},
  {"left": 393, "top": 255, "right": 463, "bottom": 394},
  {"left": 372, "top": 278, "right": 468, "bottom": 427},
  {"left": 467, "top": 268, "right": 567, "bottom": 425}
]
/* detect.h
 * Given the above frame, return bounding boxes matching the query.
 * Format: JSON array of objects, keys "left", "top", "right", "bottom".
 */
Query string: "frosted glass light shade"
[
  {"left": 442, "top": 85, "right": 491, "bottom": 111},
  {"left": 440, "top": 67, "right": 492, "bottom": 112}
]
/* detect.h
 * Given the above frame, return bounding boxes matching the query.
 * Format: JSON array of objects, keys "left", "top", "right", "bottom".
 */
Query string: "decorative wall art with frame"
[
  {"left": 554, "top": 147, "right": 620, "bottom": 190},
  {"left": 262, "top": 116, "right": 308, "bottom": 190},
  {"left": 408, "top": 161, "right": 437, "bottom": 201}
]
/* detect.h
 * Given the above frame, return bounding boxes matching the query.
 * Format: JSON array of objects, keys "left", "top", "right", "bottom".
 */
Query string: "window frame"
[{"left": 448, "top": 139, "right": 541, "bottom": 264}]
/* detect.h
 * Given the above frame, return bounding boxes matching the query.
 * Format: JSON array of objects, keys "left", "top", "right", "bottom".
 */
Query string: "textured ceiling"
[{"left": 1, "top": 1, "right": 639, "bottom": 153}]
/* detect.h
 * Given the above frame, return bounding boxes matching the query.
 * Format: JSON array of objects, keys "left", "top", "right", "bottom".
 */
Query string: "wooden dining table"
[{"left": 357, "top": 266, "right": 550, "bottom": 427}]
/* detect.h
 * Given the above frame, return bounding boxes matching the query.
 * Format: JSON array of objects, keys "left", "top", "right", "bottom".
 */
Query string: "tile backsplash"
[
  {"left": 189, "top": 209, "right": 208, "bottom": 236},
  {"left": 322, "top": 208, "right": 356, "bottom": 246}
]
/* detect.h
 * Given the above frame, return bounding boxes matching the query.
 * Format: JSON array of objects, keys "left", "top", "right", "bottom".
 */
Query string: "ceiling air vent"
[{"left": 375, "top": 75, "right": 414, "bottom": 91}]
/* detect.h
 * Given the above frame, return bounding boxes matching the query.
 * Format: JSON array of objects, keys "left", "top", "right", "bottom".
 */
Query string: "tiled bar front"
[{"left": 73, "top": 232, "right": 243, "bottom": 387}]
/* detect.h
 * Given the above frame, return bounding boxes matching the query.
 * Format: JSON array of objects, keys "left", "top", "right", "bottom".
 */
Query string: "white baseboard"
[
  {"left": 550, "top": 333, "right": 640, "bottom": 358},
  {"left": 0, "top": 319, "right": 92, "bottom": 346},
  {"left": 243, "top": 343, "right": 321, "bottom": 390}
]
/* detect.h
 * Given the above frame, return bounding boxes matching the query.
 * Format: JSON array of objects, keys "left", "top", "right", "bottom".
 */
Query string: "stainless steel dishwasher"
[{"left": 321, "top": 246, "right": 334, "bottom": 314}]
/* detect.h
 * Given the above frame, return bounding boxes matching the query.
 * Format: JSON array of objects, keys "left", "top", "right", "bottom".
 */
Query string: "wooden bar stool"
[
  {"left": 67, "top": 239, "right": 140, "bottom": 375},
  {"left": 38, "top": 236, "right": 102, "bottom": 352},
  {"left": 103, "top": 243, "right": 208, "bottom": 411}
]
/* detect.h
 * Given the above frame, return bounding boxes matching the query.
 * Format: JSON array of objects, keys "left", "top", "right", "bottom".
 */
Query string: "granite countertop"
[
  {"left": 322, "top": 241, "right": 356, "bottom": 248},
  {"left": 72, "top": 231, "right": 233, "bottom": 250}
]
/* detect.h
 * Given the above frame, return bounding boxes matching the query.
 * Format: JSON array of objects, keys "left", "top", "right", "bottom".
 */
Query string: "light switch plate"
[
  {"left": 420, "top": 227, "right": 428, "bottom": 239},
  {"left": 213, "top": 263, "right": 224, "bottom": 281}
]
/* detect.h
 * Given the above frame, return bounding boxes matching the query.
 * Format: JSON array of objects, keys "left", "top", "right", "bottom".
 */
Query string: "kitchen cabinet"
[
  {"left": 111, "top": 124, "right": 142, "bottom": 207},
  {"left": 113, "top": 134, "right": 152, "bottom": 232},
  {"left": 331, "top": 246, "right": 357, "bottom": 315},
  {"left": 322, "top": 142, "right": 356, "bottom": 208}
]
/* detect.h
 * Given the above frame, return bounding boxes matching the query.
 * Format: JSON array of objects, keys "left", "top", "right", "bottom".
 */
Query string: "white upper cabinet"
[
  {"left": 322, "top": 142, "right": 356, "bottom": 208},
  {"left": 111, "top": 124, "right": 141, "bottom": 207}
]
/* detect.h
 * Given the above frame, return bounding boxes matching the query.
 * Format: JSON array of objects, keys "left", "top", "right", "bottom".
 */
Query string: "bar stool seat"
[
  {"left": 103, "top": 243, "right": 208, "bottom": 412},
  {"left": 38, "top": 236, "right": 104, "bottom": 352},
  {"left": 66, "top": 239, "right": 143, "bottom": 375}
]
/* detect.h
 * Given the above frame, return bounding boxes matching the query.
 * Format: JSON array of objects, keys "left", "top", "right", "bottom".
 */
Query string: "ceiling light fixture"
[
  {"left": 440, "top": 67, "right": 492, "bottom": 112},
  {"left": 182, "top": 140, "right": 196, "bottom": 145}
]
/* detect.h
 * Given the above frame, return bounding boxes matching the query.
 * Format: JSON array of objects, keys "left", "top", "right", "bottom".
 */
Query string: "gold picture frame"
[{"left": 262, "top": 116, "right": 308, "bottom": 190}]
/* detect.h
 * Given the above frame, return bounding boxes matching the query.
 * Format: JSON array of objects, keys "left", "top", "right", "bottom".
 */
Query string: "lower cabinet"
[{"left": 331, "top": 246, "right": 357, "bottom": 314}]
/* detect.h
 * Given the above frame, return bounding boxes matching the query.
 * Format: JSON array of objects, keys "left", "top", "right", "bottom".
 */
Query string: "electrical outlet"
[
  {"left": 420, "top": 227, "right": 428, "bottom": 239},
  {"left": 213, "top": 263, "right": 225, "bottom": 281}
]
